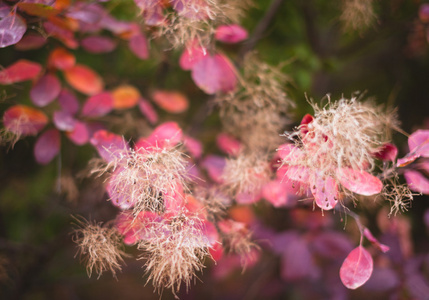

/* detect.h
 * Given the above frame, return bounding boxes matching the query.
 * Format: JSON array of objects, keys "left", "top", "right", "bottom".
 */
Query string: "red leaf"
[
  {"left": 129, "top": 32, "right": 149, "bottom": 60},
  {"left": 191, "top": 54, "right": 237, "bottom": 94},
  {"left": 340, "top": 246, "right": 373, "bottom": 289},
  {"left": 373, "top": 143, "right": 398, "bottom": 162},
  {"left": 34, "top": 129, "right": 60, "bottom": 165},
  {"left": 337, "top": 168, "right": 383, "bottom": 196},
  {"left": 3, "top": 105, "right": 48, "bottom": 136},
  {"left": 64, "top": 64, "right": 103, "bottom": 95},
  {"left": 152, "top": 90, "right": 189, "bottom": 113},
  {"left": 404, "top": 169, "right": 429, "bottom": 194},
  {"left": 0, "top": 59, "right": 42, "bottom": 84},
  {"left": 66, "top": 121, "right": 89, "bottom": 145},
  {"left": 138, "top": 98, "right": 158, "bottom": 125},
  {"left": 111, "top": 85, "right": 140, "bottom": 109},
  {"left": 30, "top": 73, "right": 62, "bottom": 107},
  {"left": 81, "top": 36, "right": 117, "bottom": 53},
  {"left": 48, "top": 47, "right": 75, "bottom": 70},
  {"left": 82, "top": 92, "right": 114, "bottom": 117},
  {"left": 43, "top": 21, "right": 77, "bottom": 49},
  {"left": 0, "top": 13, "right": 27, "bottom": 48},
  {"left": 215, "top": 24, "right": 248, "bottom": 43}
]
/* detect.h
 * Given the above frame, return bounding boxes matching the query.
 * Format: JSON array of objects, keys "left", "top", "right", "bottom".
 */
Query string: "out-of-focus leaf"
[
  {"left": 58, "top": 88, "right": 79, "bottom": 115},
  {"left": 129, "top": 32, "right": 149, "bottom": 59},
  {"left": 0, "top": 59, "right": 42, "bottom": 84},
  {"left": 135, "top": 121, "right": 183, "bottom": 150},
  {"left": 15, "top": 33, "right": 46, "bottom": 50},
  {"left": 201, "top": 155, "right": 226, "bottom": 183},
  {"left": 216, "top": 133, "right": 242, "bottom": 156},
  {"left": 66, "top": 120, "right": 88, "bottom": 145},
  {"left": 64, "top": 64, "right": 104, "bottom": 95},
  {"left": 34, "top": 129, "right": 60, "bottom": 165},
  {"left": 48, "top": 47, "right": 75, "bottom": 70},
  {"left": 0, "top": 13, "right": 26, "bottom": 48},
  {"left": 183, "top": 135, "right": 203, "bottom": 159},
  {"left": 81, "top": 36, "right": 117, "bottom": 53},
  {"left": 151, "top": 90, "right": 189, "bottom": 113},
  {"left": 340, "top": 246, "right": 373, "bottom": 289},
  {"left": 90, "top": 130, "right": 129, "bottom": 162},
  {"left": 111, "top": 84, "right": 140, "bottom": 110},
  {"left": 17, "top": 3, "right": 59, "bottom": 17},
  {"left": 404, "top": 169, "right": 429, "bottom": 194},
  {"left": 138, "top": 98, "right": 158, "bottom": 125},
  {"left": 179, "top": 42, "right": 207, "bottom": 70},
  {"left": 215, "top": 24, "right": 248, "bottom": 43},
  {"left": 3, "top": 105, "right": 48, "bottom": 136},
  {"left": 30, "top": 73, "right": 62, "bottom": 107},
  {"left": 82, "top": 92, "right": 114, "bottom": 117}
]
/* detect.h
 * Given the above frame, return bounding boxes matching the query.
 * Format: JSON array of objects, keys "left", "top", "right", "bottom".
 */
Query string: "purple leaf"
[
  {"left": 3, "top": 105, "right": 48, "bottom": 136},
  {"left": 201, "top": 155, "right": 226, "bottom": 183},
  {"left": 81, "top": 36, "right": 117, "bottom": 53},
  {"left": 30, "top": 73, "right": 61, "bottom": 107},
  {"left": 138, "top": 98, "right": 158, "bottom": 125},
  {"left": 15, "top": 33, "right": 46, "bottom": 51},
  {"left": 58, "top": 88, "right": 80, "bottom": 115},
  {"left": 90, "top": 130, "right": 128, "bottom": 162},
  {"left": 53, "top": 110, "right": 76, "bottom": 131},
  {"left": 129, "top": 32, "right": 149, "bottom": 60},
  {"left": 0, "top": 13, "right": 26, "bottom": 48},
  {"left": 311, "top": 231, "right": 354, "bottom": 260},
  {"left": 81, "top": 92, "right": 114, "bottom": 117},
  {"left": 34, "top": 129, "right": 60, "bottom": 165}
]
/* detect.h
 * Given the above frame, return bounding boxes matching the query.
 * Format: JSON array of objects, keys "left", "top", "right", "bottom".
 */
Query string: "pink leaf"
[
  {"left": 58, "top": 88, "right": 80, "bottom": 115},
  {"left": 53, "top": 110, "right": 76, "bottom": 131},
  {"left": 311, "top": 176, "right": 339, "bottom": 210},
  {"left": 81, "top": 92, "right": 114, "bottom": 117},
  {"left": 183, "top": 135, "right": 203, "bottom": 159},
  {"left": 90, "top": 130, "right": 128, "bottom": 162},
  {"left": 340, "top": 246, "right": 373, "bottom": 289},
  {"left": 129, "top": 32, "right": 149, "bottom": 60},
  {"left": 66, "top": 121, "right": 89, "bottom": 145},
  {"left": 215, "top": 24, "right": 248, "bottom": 43},
  {"left": 337, "top": 168, "right": 383, "bottom": 196},
  {"left": 179, "top": 43, "right": 207, "bottom": 70},
  {"left": 216, "top": 133, "right": 242, "bottom": 156},
  {"left": 81, "top": 36, "right": 117, "bottom": 53},
  {"left": 3, "top": 105, "right": 48, "bottom": 136},
  {"left": 138, "top": 98, "right": 158, "bottom": 125},
  {"left": 0, "top": 59, "right": 42, "bottom": 84},
  {"left": 151, "top": 90, "right": 189, "bottom": 113},
  {"left": 191, "top": 54, "right": 237, "bottom": 94},
  {"left": 409, "top": 129, "right": 429, "bottom": 158},
  {"left": 404, "top": 169, "right": 429, "bottom": 194},
  {"left": 34, "top": 129, "right": 60, "bottom": 165},
  {"left": 135, "top": 121, "right": 183, "bottom": 150},
  {"left": 363, "top": 228, "right": 390, "bottom": 253},
  {"left": 0, "top": 13, "right": 27, "bottom": 48},
  {"left": 262, "top": 180, "right": 289, "bottom": 207},
  {"left": 30, "top": 73, "right": 61, "bottom": 107}
]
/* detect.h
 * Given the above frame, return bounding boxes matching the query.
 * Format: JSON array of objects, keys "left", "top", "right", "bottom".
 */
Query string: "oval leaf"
[
  {"left": 404, "top": 169, "right": 429, "bottom": 194},
  {"left": 82, "top": 92, "right": 114, "bottom": 117},
  {"left": 90, "top": 130, "right": 128, "bottom": 162},
  {"left": 64, "top": 64, "right": 103, "bottom": 95},
  {"left": 66, "top": 121, "right": 89, "bottom": 145},
  {"left": 340, "top": 246, "right": 373, "bottom": 289},
  {"left": 17, "top": 3, "right": 59, "bottom": 18},
  {"left": 0, "top": 59, "right": 42, "bottom": 84},
  {"left": 311, "top": 176, "right": 338, "bottom": 210},
  {"left": 152, "top": 90, "right": 189, "bottom": 113},
  {"left": 34, "top": 129, "right": 60, "bottom": 165},
  {"left": 215, "top": 24, "right": 248, "bottom": 43},
  {"left": 3, "top": 105, "right": 48, "bottom": 136},
  {"left": 129, "top": 32, "right": 149, "bottom": 59},
  {"left": 81, "top": 36, "right": 117, "bottom": 53},
  {"left": 48, "top": 47, "right": 75, "bottom": 70},
  {"left": 111, "top": 84, "right": 140, "bottom": 109},
  {"left": 58, "top": 88, "right": 79, "bottom": 115},
  {"left": 138, "top": 98, "right": 158, "bottom": 125},
  {"left": 30, "top": 73, "right": 62, "bottom": 107},
  {"left": 337, "top": 168, "right": 383, "bottom": 196},
  {"left": 0, "top": 13, "right": 26, "bottom": 48}
]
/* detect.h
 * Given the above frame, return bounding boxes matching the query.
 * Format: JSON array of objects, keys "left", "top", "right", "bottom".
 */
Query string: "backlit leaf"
[
  {"left": 64, "top": 64, "right": 103, "bottom": 95},
  {"left": 0, "top": 13, "right": 26, "bottom": 48},
  {"left": 152, "top": 90, "right": 189, "bottom": 113},
  {"left": 404, "top": 169, "right": 429, "bottom": 194},
  {"left": 337, "top": 168, "right": 383, "bottom": 196},
  {"left": 34, "top": 129, "right": 60, "bottom": 165},
  {"left": 111, "top": 85, "right": 140, "bottom": 109},
  {"left": 3, "top": 105, "right": 48, "bottom": 136},
  {"left": 0, "top": 59, "right": 42, "bottom": 84},
  {"left": 340, "top": 246, "right": 373, "bottom": 289}
]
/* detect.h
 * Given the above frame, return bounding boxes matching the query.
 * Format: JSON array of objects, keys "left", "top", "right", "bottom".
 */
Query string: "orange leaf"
[
  {"left": 152, "top": 90, "right": 189, "bottom": 113},
  {"left": 111, "top": 85, "right": 140, "bottom": 109},
  {"left": 0, "top": 59, "right": 42, "bottom": 84},
  {"left": 17, "top": 3, "right": 60, "bottom": 18},
  {"left": 3, "top": 105, "right": 48, "bottom": 136},
  {"left": 64, "top": 64, "right": 103, "bottom": 95},
  {"left": 48, "top": 47, "right": 75, "bottom": 70}
]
